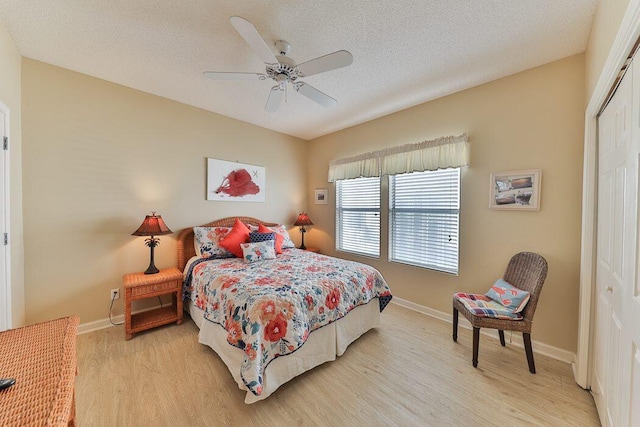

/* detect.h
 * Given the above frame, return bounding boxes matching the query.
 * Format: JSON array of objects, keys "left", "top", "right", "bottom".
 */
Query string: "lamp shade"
[
  {"left": 294, "top": 212, "right": 314, "bottom": 227},
  {"left": 131, "top": 212, "right": 172, "bottom": 236}
]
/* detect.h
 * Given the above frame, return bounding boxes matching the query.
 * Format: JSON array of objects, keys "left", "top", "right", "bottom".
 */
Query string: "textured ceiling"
[{"left": 0, "top": 1, "right": 597, "bottom": 140}]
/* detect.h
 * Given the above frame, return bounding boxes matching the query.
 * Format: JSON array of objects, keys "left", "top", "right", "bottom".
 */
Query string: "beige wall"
[
  {"left": 0, "top": 22, "right": 24, "bottom": 327},
  {"left": 307, "top": 54, "right": 585, "bottom": 352},
  {"left": 585, "top": 0, "right": 630, "bottom": 101},
  {"left": 22, "top": 59, "right": 307, "bottom": 325},
  {"left": 17, "top": 36, "right": 588, "bottom": 350}
]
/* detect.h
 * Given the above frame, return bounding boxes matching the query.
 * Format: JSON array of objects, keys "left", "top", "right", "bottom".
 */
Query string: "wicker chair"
[{"left": 452, "top": 252, "right": 548, "bottom": 373}]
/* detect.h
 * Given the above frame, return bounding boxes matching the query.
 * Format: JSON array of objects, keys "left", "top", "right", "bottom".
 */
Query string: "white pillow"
[
  {"left": 241, "top": 241, "right": 276, "bottom": 263},
  {"left": 272, "top": 225, "right": 296, "bottom": 249}
]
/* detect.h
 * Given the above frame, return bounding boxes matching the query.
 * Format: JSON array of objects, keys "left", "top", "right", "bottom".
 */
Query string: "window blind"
[
  {"left": 336, "top": 177, "right": 381, "bottom": 257},
  {"left": 389, "top": 168, "right": 460, "bottom": 274}
]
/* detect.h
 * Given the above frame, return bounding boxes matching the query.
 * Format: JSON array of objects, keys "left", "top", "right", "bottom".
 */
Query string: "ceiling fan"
[{"left": 203, "top": 16, "right": 353, "bottom": 112}]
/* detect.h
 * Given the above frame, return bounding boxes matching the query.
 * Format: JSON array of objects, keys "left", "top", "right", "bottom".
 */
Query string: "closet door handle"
[{"left": 606, "top": 286, "right": 613, "bottom": 293}]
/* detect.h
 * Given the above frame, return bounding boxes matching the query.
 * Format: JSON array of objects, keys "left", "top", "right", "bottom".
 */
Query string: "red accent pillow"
[
  {"left": 219, "top": 219, "right": 250, "bottom": 258},
  {"left": 258, "top": 223, "right": 284, "bottom": 254}
]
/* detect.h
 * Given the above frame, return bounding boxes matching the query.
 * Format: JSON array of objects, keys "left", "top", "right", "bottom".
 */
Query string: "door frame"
[
  {"left": 0, "top": 101, "right": 9, "bottom": 331},
  {"left": 577, "top": 0, "right": 640, "bottom": 388}
]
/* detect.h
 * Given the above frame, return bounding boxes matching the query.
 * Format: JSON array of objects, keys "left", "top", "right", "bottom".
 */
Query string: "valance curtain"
[
  {"left": 328, "top": 133, "right": 469, "bottom": 182},
  {"left": 327, "top": 153, "right": 380, "bottom": 183}
]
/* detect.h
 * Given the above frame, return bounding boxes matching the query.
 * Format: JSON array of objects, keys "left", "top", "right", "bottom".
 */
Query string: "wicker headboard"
[{"left": 176, "top": 216, "right": 279, "bottom": 271}]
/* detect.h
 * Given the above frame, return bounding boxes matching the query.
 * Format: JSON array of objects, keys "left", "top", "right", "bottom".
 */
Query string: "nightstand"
[
  {"left": 123, "top": 267, "right": 183, "bottom": 340},
  {"left": 305, "top": 247, "right": 320, "bottom": 254}
]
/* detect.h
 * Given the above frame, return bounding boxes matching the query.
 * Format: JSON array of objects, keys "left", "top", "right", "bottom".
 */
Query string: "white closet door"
[
  {"left": 594, "top": 59, "right": 635, "bottom": 427},
  {"left": 627, "top": 54, "right": 640, "bottom": 427}
]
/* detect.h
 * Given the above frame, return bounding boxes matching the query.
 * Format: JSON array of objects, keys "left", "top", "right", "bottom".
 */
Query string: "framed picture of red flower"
[{"left": 207, "top": 158, "right": 266, "bottom": 202}]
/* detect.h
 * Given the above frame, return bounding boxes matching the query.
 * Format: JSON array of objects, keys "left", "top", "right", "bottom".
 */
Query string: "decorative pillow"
[
  {"left": 250, "top": 231, "right": 276, "bottom": 248},
  {"left": 256, "top": 224, "right": 284, "bottom": 253},
  {"left": 219, "top": 219, "right": 251, "bottom": 258},
  {"left": 486, "top": 279, "right": 531, "bottom": 313},
  {"left": 193, "top": 226, "right": 233, "bottom": 259},
  {"left": 249, "top": 223, "right": 296, "bottom": 249},
  {"left": 241, "top": 241, "right": 276, "bottom": 263},
  {"left": 273, "top": 225, "right": 296, "bottom": 249}
]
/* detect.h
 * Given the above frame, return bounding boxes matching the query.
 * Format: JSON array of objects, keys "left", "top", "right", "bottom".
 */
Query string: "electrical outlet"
[{"left": 110, "top": 288, "right": 120, "bottom": 301}]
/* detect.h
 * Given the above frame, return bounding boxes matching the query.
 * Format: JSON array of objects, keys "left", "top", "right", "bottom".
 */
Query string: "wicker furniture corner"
[{"left": 0, "top": 316, "right": 80, "bottom": 426}]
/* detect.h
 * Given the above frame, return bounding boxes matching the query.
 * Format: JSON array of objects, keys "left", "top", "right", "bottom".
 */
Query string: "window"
[
  {"left": 389, "top": 168, "right": 460, "bottom": 274},
  {"left": 336, "top": 177, "right": 380, "bottom": 257}
]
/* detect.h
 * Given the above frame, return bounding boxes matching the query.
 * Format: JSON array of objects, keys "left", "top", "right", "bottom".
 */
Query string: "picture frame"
[
  {"left": 315, "top": 189, "right": 328, "bottom": 205},
  {"left": 489, "top": 169, "right": 541, "bottom": 211},
  {"left": 207, "top": 158, "right": 266, "bottom": 202}
]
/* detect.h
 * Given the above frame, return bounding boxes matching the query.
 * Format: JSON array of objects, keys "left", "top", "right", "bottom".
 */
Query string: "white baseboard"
[
  {"left": 77, "top": 304, "right": 163, "bottom": 335},
  {"left": 78, "top": 316, "right": 122, "bottom": 334},
  {"left": 391, "top": 297, "right": 576, "bottom": 365},
  {"left": 80, "top": 298, "right": 576, "bottom": 365}
]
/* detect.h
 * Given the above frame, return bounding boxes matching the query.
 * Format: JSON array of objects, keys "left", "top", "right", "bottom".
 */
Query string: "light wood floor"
[{"left": 76, "top": 304, "right": 600, "bottom": 426}]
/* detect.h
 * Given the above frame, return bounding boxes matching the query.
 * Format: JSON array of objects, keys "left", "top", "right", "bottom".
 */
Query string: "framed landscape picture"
[
  {"left": 315, "top": 189, "right": 328, "bottom": 204},
  {"left": 489, "top": 169, "right": 541, "bottom": 211}
]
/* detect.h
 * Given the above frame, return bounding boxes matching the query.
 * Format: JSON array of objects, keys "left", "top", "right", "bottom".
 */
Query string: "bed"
[{"left": 178, "top": 217, "right": 392, "bottom": 403}]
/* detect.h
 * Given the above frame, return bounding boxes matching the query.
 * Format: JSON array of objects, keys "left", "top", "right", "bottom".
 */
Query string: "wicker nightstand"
[{"left": 123, "top": 267, "right": 183, "bottom": 340}]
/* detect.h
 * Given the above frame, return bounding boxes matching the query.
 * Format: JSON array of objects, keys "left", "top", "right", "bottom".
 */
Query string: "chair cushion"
[
  {"left": 486, "top": 279, "right": 530, "bottom": 313},
  {"left": 454, "top": 292, "right": 523, "bottom": 320}
]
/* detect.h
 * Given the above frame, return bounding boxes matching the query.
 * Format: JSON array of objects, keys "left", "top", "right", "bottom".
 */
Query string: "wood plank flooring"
[{"left": 76, "top": 304, "right": 600, "bottom": 426}]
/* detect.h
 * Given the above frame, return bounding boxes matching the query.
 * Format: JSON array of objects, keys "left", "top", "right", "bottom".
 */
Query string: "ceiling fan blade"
[
  {"left": 203, "top": 72, "right": 267, "bottom": 80},
  {"left": 296, "top": 50, "right": 353, "bottom": 77},
  {"left": 296, "top": 82, "right": 337, "bottom": 108},
  {"left": 265, "top": 86, "right": 283, "bottom": 112},
  {"left": 230, "top": 16, "right": 278, "bottom": 65}
]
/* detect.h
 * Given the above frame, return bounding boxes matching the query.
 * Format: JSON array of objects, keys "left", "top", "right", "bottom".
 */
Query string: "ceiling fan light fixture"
[
  {"left": 204, "top": 16, "right": 352, "bottom": 112},
  {"left": 275, "top": 40, "right": 290, "bottom": 56}
]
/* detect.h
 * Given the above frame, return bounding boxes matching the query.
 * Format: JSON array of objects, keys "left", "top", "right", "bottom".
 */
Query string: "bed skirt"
[{"left": 187, "top": 298, "right": 381, "bottom": 403}]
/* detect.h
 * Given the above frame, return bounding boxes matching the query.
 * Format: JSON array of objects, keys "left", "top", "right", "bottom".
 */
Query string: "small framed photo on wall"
[
  {"left": 315, "top": 189, "right": 328, "bottom": 204},
  {"left": 489, "top": 169, "right": 541, "bottom": 211}
]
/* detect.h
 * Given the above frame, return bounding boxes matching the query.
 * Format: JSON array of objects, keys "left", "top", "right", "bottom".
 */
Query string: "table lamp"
[
  {"left": 294, "top": 212, "right": 314, "bottom": 250},
  {"left": 131, "top": 212, "right": 172, "bottom": 274}
]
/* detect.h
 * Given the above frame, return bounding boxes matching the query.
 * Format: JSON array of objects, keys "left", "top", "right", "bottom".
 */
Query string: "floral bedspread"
[{"left": 183, "top": 249, "right": 392, "bottom": 396}]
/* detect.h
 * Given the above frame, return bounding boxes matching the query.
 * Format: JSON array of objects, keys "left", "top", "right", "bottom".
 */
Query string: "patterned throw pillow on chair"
[{"left": 485, "top": 279, "right": 531, "bottom": 313}]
